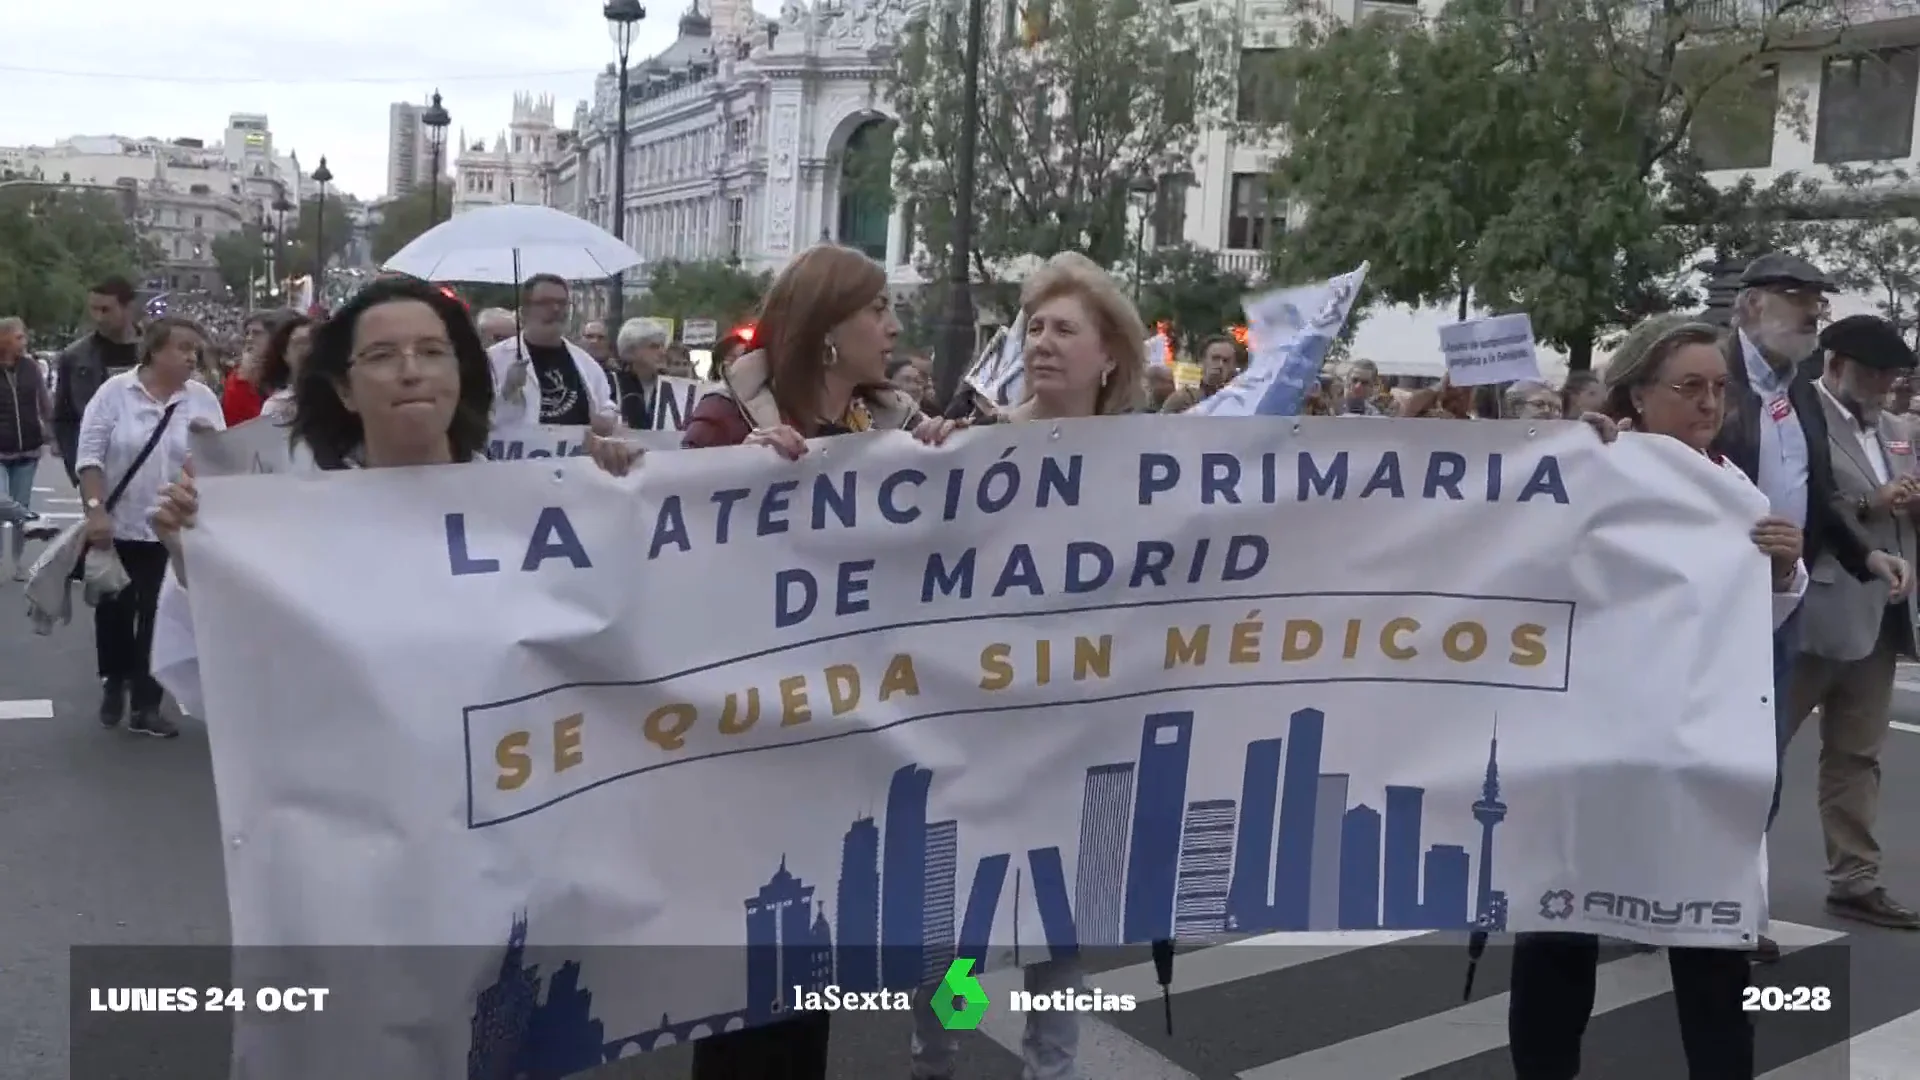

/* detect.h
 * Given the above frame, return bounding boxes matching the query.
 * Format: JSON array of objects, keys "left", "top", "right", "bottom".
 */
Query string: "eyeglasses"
[
  {"left": 1666, "top": 377, "right": 1731, "bottom": 401},
  {"left": 351, "top": 341, "right": 459, "bottom": 374}
]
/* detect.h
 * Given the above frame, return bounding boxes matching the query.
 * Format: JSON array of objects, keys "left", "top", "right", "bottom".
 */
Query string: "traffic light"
[{"left": 734, "top": 323, "right": 756, "bottom": 345}]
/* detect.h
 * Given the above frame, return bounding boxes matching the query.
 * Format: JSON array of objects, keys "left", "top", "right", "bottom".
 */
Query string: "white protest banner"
[
  {"left": 183, "top": 420, "right": 1773, "bottom": 1076},
  {"left": 651, "top": 374, "right": 714, "bottom": 431},
  {"left": 682, "top": 318, "right": 719, "bottom": 347},
  {"left": 1440, "top": 313, "right": 1542, "bottom": 387},
  {"left": 190, "top": 416, "right": 299, "bottom": 476},
  {"left": 192, "top": 422, "right": 682, "bottom": 477},
  {"left": 1193, "top": 263, "right": 1368, "bottom": 417}
]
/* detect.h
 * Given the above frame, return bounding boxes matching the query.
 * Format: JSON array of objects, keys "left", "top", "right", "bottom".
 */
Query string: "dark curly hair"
[
  {"left": 293, "top": 277, "right": 493, "bottom": 470},
  {"left": 255, "top": 313, "right": 313, "bottom": 396}
]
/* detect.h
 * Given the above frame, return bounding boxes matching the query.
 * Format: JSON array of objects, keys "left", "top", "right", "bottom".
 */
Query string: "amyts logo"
[
  {"left": 1539, "top": 888, "right": 1743, "bottom": 928},
  {"left": 1539, "top": 889, "right": 1576, "bottom": 920}
]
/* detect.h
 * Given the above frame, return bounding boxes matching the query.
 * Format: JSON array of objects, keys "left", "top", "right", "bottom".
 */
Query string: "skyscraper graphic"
[
  {"left": 1338, "top": 805, "right": 1382, "bottom": 929},
  {"left": 834, "top": 817, "right": 881, "bottom": 993},
  {"left": 1027, "top": 847, "right": 1079, "bottom": 955},
  {"left": 1273, "top": 709, "right": 1326, "bottom": 930},
  {"left": 1308, "top": 774, "right": 1348, "bottom": 930},
  {"left": 922, "top": 820, "right": 959, "bottom": 983},
  {"left": 1382, "top": 785, "right": 1425, "bottom": 929},
  {"left": 1422, "top": 844, "right": 1471, "bottom": 927},
  {"left": 1074, "top": 763, "right": 1134, "bottom": 946},
  {"left": 881, "top": 766, "right": 931, "bottom": 989},
  {"left": 1123, "top": 712, "right": 1194, "bottom": 943},
  {"left": 1226, "top": 738, "right": 1283, "bottom": 931},
  {"left": 1472, "top": 722, "right": 1508, "bottom": 931},
  {"left": 1173, "top": 799, "right": 1236, "bottom": 938},
  {"left": 745, "top": 857, "right": 815, "bottom": 1023},
  {"left": 469, "top": 713, "right": 1517, "bottom": 1068}
]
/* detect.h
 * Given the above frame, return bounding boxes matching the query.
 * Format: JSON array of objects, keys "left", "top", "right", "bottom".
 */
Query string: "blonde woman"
[{"left": 907, "top": 251, "right": 1144, "bottom": 1080}]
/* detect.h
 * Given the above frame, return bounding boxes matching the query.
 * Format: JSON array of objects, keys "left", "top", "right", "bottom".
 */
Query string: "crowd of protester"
[{"left": 3, "top": 240, "right": 1915, "bottom": 1079}]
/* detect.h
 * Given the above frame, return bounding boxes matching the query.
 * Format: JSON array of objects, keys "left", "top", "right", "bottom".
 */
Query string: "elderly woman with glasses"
[
  {"left": 1505, "top": 314, "right": 1820, "bottom": 1080},
  {"left": 1504, "top": 380, "right": 1563, "bottom": 420},
  {"left": 610, "top": 317, "right": 670, "bottom": 430}
]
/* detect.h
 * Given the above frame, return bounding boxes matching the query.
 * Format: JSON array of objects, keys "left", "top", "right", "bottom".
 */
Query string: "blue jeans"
[
  {"left": 2, "top": 457, "right": 37, "bottom": 559},
  {"left": 1766, "top": 606, "right": 1802, "bottom": 831}
]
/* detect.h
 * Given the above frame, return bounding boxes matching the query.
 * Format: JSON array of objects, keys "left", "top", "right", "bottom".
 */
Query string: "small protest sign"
[{"left": 1438, "top": 313, "right": 1541, "bottom": 387}]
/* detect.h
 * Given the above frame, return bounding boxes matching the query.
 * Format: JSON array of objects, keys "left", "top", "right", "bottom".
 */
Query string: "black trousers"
[
  {"left": 688, "top": 1013, "right": 830, "bottom": 1080},
  {"left": 93, "top": 539, "right": 170, "bottom": 711},
  {"left": 1509, "top": 932, "right": 1753, "bottom": 1079}
]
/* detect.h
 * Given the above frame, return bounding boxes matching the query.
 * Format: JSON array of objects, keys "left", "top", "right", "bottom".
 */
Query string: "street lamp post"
[
  {"left": 260, "top": 220, "right": 277, "bottom": 308},
  {"left": 423, "top": 90, "right": 451, "bottom": 225},
  {"left": 605, "top": 0, "right": 647, "bottom": 330},
  {"left": 311, "top": 157, "right": 333, "bottom": 307},
  {"left": 1129, "top": 175, "right": 1158, "bottom": 304},
  {"left": 270, "top": 193, "right": 292, "bottom": 298},
  {"left": 936, "top": 0, "right": 986, "bottom": 407}
]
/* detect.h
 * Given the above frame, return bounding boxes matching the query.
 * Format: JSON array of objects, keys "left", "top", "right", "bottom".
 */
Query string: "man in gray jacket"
[
  {"left": 52, "top": 276, "right": 141, "bottom": 484},
  {"left": 1786, "top": 314, "right": 1920, "bottom": 930}
]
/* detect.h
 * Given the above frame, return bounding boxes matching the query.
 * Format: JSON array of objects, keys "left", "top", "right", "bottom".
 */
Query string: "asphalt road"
[{"left": 4, "top": 454, "right": 1920, "bottom": 1079}]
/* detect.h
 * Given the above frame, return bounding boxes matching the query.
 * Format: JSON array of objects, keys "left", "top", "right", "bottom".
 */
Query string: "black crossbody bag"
[{"left": 69, "top": 403, "right": 180, "bottom": 580}]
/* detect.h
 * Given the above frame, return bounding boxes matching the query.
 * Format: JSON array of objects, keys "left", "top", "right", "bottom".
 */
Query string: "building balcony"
[{"left": 1213, "top": 248, "right": 1270, "bottom": 280}]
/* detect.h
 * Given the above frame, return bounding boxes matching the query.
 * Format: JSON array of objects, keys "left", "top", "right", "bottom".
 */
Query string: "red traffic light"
[{"left": 735, "top": 323, "right": 756, "bottom": 344}]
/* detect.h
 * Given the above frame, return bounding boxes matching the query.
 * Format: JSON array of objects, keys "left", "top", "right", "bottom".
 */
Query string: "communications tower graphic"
[{"left": 1471, "top": 718, "right": 1507, "bottom": 930}]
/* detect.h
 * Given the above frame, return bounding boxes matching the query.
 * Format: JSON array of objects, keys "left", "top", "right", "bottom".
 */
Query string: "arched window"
[{"left": 836, "top": 120, "right": 893, "bottom": 262}]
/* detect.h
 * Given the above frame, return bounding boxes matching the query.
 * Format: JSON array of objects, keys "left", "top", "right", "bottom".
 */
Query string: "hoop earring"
[{"left": 824, "top": 340, "right": 840, "bottom": 369}]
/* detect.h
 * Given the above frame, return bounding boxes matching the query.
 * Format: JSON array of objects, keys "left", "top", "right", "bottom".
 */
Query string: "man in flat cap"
[
  {"left": 1713, "top": 254, "right": 1911, "bottom": 960},
  {"left": 1781, "top": 314, "right": 1920, "bottom": 930}
]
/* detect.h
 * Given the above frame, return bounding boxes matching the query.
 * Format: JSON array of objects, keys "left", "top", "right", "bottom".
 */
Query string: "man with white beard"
[{"left": 1714, "top": 253, "right": 1912, "bottom": 964}]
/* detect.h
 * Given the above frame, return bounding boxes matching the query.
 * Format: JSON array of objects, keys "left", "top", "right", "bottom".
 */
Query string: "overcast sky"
[{"left": 2, "top": 0, "right": 780, "bottom": 200}]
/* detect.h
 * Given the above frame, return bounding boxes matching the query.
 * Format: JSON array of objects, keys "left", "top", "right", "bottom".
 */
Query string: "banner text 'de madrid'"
[{"left": 463, "top": 591, "right": 1573, "bottom": 827}]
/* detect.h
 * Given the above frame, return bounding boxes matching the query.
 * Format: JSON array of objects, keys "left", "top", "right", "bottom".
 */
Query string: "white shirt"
[
  {"left": 260, "top": 388, "right": 296, "bottom": 424},
  {"left": 1739, "top": 331, "right": 1810, "bottom": 529},
  {"left": 485, "top": 335, "right": 615, "bottom": 431},
  {"left": 75, "top": 370, "right": 224, "bottom": 542},
  {"left": 1815, "top": 378, "right": 1890, "bottom": 485},
  {"left": 1715, "top": 455, "right": 1809, "bottom": 629}
]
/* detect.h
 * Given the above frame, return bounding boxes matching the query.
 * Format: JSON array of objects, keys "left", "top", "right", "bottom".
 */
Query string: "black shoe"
[
  {"left": 23, "top": 521, "right": 60, "bottom": 542},
  {"left": 98, "top": 678, "right": 126, "bottom": 728},
  {"left": 1826, "top": 888, "right": 1920, "bottom": 930},
  {"left": 127, "top": 708, "right": 179, "bottom": 739}
]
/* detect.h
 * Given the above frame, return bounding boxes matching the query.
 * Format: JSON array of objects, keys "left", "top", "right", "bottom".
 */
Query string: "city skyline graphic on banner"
[{"left": 466, "top": 705, "right": 1509, "bottom": 1077}]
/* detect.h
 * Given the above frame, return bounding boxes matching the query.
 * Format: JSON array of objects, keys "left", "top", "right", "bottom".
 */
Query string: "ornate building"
[
  {"left": 453, "top": 93, "right": 568, "bottom": 214},
  {"left": 559, "top": 0, "right": 921, "bottom": 299}
]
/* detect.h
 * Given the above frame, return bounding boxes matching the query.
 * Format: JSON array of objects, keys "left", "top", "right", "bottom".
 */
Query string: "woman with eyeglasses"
[
  {"left": 76, "top": 315, "right": 226, "bottom": 738},
  {"left": 148, "top": 278, "right": 638, "bottom": 718},
  {"left": 1506, "top": 314, "right": 1815, "bottom": 1080}
]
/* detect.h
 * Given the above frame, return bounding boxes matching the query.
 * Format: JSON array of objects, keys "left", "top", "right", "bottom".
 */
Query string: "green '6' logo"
[{"left": 932, "top": 958, "right": 990, "bottom": 1030}]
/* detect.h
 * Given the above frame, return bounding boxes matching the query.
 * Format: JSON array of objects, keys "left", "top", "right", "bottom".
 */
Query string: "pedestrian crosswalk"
[{"left": 955, "top": 920, "right": 1907, "bottom": 1079}]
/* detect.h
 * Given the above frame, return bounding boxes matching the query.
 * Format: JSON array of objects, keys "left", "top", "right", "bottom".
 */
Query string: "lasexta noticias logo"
[{"left": 931, "top": 958, "right": 990, "bottom": 1031}]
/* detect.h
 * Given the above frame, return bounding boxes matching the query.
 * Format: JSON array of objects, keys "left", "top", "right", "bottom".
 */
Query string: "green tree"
[
  {"left": 283, "top": 193, "right": 354, "bottom": 281},
  {"left": 1273, "top": 0, "right": 1857, "bottom": 368},
  {"left": 886, "top": 0, "right": 1236, "bottom": 282},
  {"left": 0, "top": 186, "right": 153, "bottom": 337},
  {"left": 1136, "top": 243, "right": 1252, "bottom": 353},
  {"left": 211, "top": 223, "right": 265, "bottom": 297},
  {"left": 637, "top": 259, "right": 772, "bottom": 326},
  {"left": 372, "top": 182, "right": 454, "bottom": 265},
  {"left": 1812, "top": 165, "right": 1920, "bottom": 342}
]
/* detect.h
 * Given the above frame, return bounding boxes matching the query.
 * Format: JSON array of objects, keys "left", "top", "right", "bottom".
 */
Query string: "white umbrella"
[{"left": 382, "top": 204, "right": 642, "bottom": 284}]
